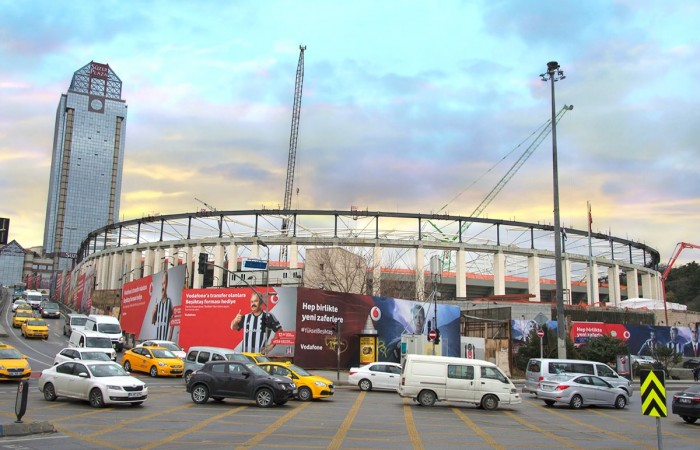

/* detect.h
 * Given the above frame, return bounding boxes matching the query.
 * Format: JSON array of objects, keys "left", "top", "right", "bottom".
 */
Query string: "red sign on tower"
[{"left": 428, "top": 329, "right": 437, "bottom": 341}]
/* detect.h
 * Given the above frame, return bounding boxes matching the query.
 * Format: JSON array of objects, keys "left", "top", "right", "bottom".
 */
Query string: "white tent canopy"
[{"left": 619, "top": 298, "right": 687, "bottom": 311}]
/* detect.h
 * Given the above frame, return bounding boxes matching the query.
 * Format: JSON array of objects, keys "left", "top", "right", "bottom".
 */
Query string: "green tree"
[
  {"left": 653, "top": 345, "right": 683, "bottom": 377},
  {"left": 578, "top": 335, "right": 629, "bottom": 365}
]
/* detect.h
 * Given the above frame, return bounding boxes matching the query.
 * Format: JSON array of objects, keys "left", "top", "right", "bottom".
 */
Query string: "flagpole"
[{"left": 587, "top": 201, "right": 594, "bottom": 306}]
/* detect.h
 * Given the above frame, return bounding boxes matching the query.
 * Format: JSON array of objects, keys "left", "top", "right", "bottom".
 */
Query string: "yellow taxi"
[
  {"left": 242, "top": 352, "right": 272, "bottom": 364},
  {"left": 0, "top": 343, "right": 31, "bottom": 380},
  {"left": 121, "top": 346, "right": 184, "bottom": 377},
  {"left": 258, "top": 362, "right": 334, "bottom": 401},
  {"left": 12, "top": 311, "right": 34, "bottom": 328},
  {"left": 21, "top": 318, "right": 49, "bottom": 339}
]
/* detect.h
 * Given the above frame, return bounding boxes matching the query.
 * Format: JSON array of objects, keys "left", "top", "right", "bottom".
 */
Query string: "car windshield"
[
  {"left": 288, "top": 364, "right": 311, "bottom": 376},
  {"left": 246, "top": 363, "right": 270, "bottom": 376},
  {"left": 0, "top": 349, "right": 23, "bottom": 359},
  {"left": 82, "top": 352, "right": 111, "bottom": 361},
  {"left": 88, "top": 363, "right": 129, "bottom": 377},
  {"left": 152, "top": 349, "right": 177, "bottom": 359},
  {"left": 16, "top": 312, "right": 32, "bottom": 318},
  {"left": 86, "top": 337, "right": 113, "bottom": 348},
  {"left": 71, "top": 317, "right": 88, "bottom": 326},
  {"left": 254, "top": 355, "right": 271, "bottom": 362},
  {"left": 97, "top": 323, "right": 121, "bottom": 334},
  {"left": 43, "top": 303, "right": 59, "bottom": 310},
  {"left": 157, "top": 343, "right": 181, "bottom": 352},
  {"left": 26, "top": 319, "right": 47, "bottom": 326}
]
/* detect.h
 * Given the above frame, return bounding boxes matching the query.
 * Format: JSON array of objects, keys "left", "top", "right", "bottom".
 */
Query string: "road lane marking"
[
  {"left": 539, "top": 405, "right": 655, "bottom": 449},
  {"left": 402, "top": 398, "right": 424, "bottom": 450},
  {"left": 451, "top": 408, "right": 505, "bottom": 450},
  {"left": 327, "top": 390, "right": 365, "bottom": 450},
  {"left": 235, "top": 402, "right": 311, "bottom": 450},
  {"left": 503, "top": 410, "right": 583, "bottom": 450},
  {"left": 141, "top": 405, "right": 247, "bottom": 450},
  {"left": 587, "top": 408, "right": 699, "bottom": 444}
]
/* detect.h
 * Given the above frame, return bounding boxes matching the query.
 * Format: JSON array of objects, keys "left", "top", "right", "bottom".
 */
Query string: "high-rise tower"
[{"left": 43, "top": 61, "right": 127, "bottom": 271}]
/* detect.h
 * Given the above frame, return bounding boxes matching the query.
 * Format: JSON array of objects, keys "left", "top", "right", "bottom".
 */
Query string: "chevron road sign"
[{"left": 640, "top": 369, "right": 667, "bottom": 418}]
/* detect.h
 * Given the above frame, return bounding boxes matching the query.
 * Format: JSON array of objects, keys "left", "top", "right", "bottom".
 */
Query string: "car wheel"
[
  {"left": 681, "top": 416, "right": 698, "bottom": 424},
  {"left": 543, "top": 400, "right": 555, "bottom": 407},
  {"left": 185, "top": 371, "right": 194, "bottom": 383},
  {"left": 418, "top": 390, "right": 436, "bottom": 407},
  {"left": 298, "top": 387, "right": 312, "bottom": 401},
  {"left": 123, "top": 361, "right": 132, "bottom": 372},
  {"left": 130, "top": 402, "right": 144, "bottom": 407},
  {"left": 149, "top": 366, "right": 158, "bottom": 377},
  {"left": 89, "top": 388, "right": 105, "bottom": 408},
  {"left": 255, "top": 388, "right": 274, "bottom": 407},
  {"left": 614, "top": 395, "right": 627, "bottom": 409},
  {"left": 481, "top": 394, "right": 499, "bottom": 411},
  {"left": 191, "top": 384, "right": 209, "bottom": 404},
  {"left": 359, "top": 379, "right": 372, "bottom": 391},
  {"left": 43, "top": 383, "right": 57, "bottom": 401},
  {"left": 569, "top": 394, "right": 584, "bottom": 409}
]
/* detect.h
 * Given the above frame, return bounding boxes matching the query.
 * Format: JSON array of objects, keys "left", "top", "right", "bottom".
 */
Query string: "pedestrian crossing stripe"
[{"left": 640, "top": 369, "right": 667, "bottom": 418}]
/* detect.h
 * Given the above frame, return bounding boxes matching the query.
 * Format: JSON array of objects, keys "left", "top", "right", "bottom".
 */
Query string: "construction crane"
[
  {"left": 428, "top": 104, "right": 573, "bottom": 270},
  {"left": 661, "top": 242, "right": 700, "bottom": 325},
  {"left": 281, "top": 45, "right": 306, "bottom": 261},
  {"left": 194, "top": 197, "right": 222, "bottom": 233}
]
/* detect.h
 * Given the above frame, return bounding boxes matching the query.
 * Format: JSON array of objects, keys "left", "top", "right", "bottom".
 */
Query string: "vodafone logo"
[
  {"left": 269, "top": 294, "right": 278, "bottom": 305},
  {"left": 370, "top": 306, "right": 381, "bottom": 322},
  {"left": 623, "top": 330, "right": 630, "bottom": 339}
]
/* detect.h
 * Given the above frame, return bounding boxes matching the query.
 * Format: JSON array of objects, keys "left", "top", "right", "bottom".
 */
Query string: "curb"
[{"left": 0, "top": 421, "right": 56, "bottom": 437}]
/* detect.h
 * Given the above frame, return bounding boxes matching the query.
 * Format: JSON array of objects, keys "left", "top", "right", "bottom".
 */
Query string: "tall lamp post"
[
  {"left": 540, "top": 61, "right": 567, "bottom": 359},
  {"left": 257, "top": 239, "right": 270, "bottom": 302}
]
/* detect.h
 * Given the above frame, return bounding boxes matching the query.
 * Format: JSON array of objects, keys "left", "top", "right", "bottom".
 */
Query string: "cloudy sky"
[{"left": 1, "top": 1, "right": 698, "bottom": 266}]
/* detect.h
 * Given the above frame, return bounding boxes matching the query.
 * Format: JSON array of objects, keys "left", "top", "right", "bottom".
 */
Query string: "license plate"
[
  {"left": 542, "top": 385, "right": 554, "bottom": 391},
  {"left": 679, "top": 398, "right": 691, "bottom": 404},
  {"left": 128, "top": 392, "right": 140, "bottom": 398}
]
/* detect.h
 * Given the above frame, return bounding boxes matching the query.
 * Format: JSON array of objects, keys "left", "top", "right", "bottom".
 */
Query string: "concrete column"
[
  {"left": 143, "top": 249, "right": 155, "bottom": 276},
  {"left": 193, "top": 245, "right": 204, "bottom": 288},
  {"left": 110, "top": 252, "right": 123, "bottom": 290},
  {"left": 415, "top": 247, "right": 425, "bottom": 301},
  {"left": 456, "top": 248, "right": 466, "bottom": 299},
  {"left": 289, "top": 242, "right": 299, "bottom": 269},
  {"left": 641, "top": 272, "right": 654, "bottom": 299},
  {"left": 372, "top": 245, "right": 382, "bottom": 296},
  {"left": 626, "top": 268, "right": 639, "bottom": 299},
  {"left": 121, "top": 252, "right": 132, "bottom": 283},
  {"left": 563, "top": 258, "right": 572, "bottom": 305},
  {"left": 130, "top": 250, "right": 141, "bottom": 281},
  {"left": 94, "top": 257, "right": 103, "bottom": 290},
  {"left": 153, "top": 248, "right": 165, "bottom": 273},
  {"left": 214, "top": 243, "right": 225, "bottom": 287},
  {"left": 654, "top": 273, "right": 664, "bottom": 300},
  {"left": 608, "top": 265, "right": 621, "bottom": 306},
  {"left": 591, "top": 261, "right": 600, "bottom": 305},
  {"left": 493, "top": 252, "right": 505, "bottom": 296},
  {"left": 226, "top": 244, "right": 238, "bottom": 280},
  {"left": 182, "top": 246, "right": 193, "bottom": 289},
  {"left": 527, "top": 254, "right": 541, "bottom": 302},
  {"left": 99, "top": 255, "right": 110, "bottom": 291}
]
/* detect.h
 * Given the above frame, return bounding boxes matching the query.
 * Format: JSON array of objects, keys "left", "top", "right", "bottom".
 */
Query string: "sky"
[{"left": 1, "top": 1, "right": 698, "bottom": 267}]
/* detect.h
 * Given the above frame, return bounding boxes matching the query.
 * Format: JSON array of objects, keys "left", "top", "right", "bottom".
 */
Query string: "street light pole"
[
  {"left": 258, "top": 239, "right": 270, "bottom": 305},
  {"left": 540, "top": 61, "right": 567, "bottom": 359}
]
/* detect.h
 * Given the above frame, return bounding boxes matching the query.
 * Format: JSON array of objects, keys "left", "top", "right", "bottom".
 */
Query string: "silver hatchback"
[{"left": 536, "top": 374, "right": 629, "bottom": 409}]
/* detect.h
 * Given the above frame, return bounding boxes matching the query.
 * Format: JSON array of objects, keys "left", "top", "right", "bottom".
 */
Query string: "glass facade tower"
[{"left": 43, "top": 61, "right": 127, "bottom": 271}]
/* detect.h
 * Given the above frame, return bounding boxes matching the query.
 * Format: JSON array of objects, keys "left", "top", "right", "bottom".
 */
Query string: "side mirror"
[
  {"left": 243, "top": 371, "right": 251, "bottom": 378},
  {"left": 78, "top": 372, "right": 89, "bottom": 378}
]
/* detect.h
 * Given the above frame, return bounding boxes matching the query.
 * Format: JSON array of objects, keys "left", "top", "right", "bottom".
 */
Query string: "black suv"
[{"left": 186, "top": 361, "right": 296, "bottom": 407}]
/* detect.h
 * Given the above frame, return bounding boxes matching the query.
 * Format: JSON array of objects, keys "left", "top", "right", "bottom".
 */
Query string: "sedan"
[
  {"left": 122, "top": 346, "right": 184, "bottom": 377},
  {"left": 21, "top": 318, "right": 49, "bottom": 339},
  {"left": 672, "top": 384, "right": 700, "bottom": 424},
  {"left": 53, "top": 347, "right": 113, "bottom": 365},
  {"left": 348, "top": 362, "right": 402, "bottom": 392},
  {"left": 258, "top": 362, "right": 334, "bottom": 401},
  {"left": 536, "top": 374, "right": 629, "bottom": 409},
  {"left": 11, "top": 300, "right": 30, "bottom": 312},
  {"left": 38, "top": 361, "right": 147, "bottom": 408},
  {"left": 12, "top": 311, "right": 34, "bottom": 328}
]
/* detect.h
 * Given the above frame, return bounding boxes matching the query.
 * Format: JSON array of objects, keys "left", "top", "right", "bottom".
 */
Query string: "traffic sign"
[
  {"left": 428, "top": 329, "right": 437, "bottom": 341},
  {"left": 537, "top": 329, "right": 544, "bottom": 338},
  {"left": 640, "top": 369, "right": 667, "bottom": 417}
]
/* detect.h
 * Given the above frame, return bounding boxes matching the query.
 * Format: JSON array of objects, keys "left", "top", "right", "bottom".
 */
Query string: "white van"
[
  {"left": 84, "top": 315, "right": 125, "bottom": 351},
  {"left": 524, "top": 358, "right": 633, "bottom": 397},
  {"left": 68, "top": 329, "right": 117, "bottom": 361},
  {"left": 398, "top": 354, "right": 521, "bottom": 410}
]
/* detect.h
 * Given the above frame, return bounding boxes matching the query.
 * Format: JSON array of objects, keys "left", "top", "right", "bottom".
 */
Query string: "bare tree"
[{"left": 304, "top": 247, "right": 370, "bottom": 294}]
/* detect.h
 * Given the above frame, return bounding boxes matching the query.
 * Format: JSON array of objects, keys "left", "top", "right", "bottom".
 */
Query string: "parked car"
[
  {"left": 258, "top": 362, "right": 334, "bottom": 401},
  {"left": 122, "top": 346, "right": 184, "bottom": 378},
  {"left": 0, "top": 343, "right": 31, "bottom": 380},
  {"left": 672, "top": 384, "right": 700, "bottom": 424},
  {"left": 21, "top": 318, "right": 49, "bottom": 339},
  {"left": 242, "top": 352, "right": 272, "bottom": 364},
  {"left": 40, "top": 302, "right": 61, "bottom": 319},
  {"left": 53, "top": 347, "right": 113, "bottom": 365},
  {"left": 186, "top": 361, "right": 296, "bottom": 407},
  {"left": 62, "top": 313, "right": 89, "bottom": 336},
  {"left": 38, "top": 361, "right": 148, "bottom": 408},
  {"left": 348, "top": 362, "right": 402, "bottom": 392},
  {"left": 183, "top": 346, "right": 253, "bottom": 382},
  {"left": 536, "top": 374, "right": 629, "bottom": 409},
  {"left": 137, "top": 340, "right": 186, "bottom": 359}
]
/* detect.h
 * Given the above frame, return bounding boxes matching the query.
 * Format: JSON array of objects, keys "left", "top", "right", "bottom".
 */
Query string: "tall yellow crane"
[{"left": 281, "top": 45, "right": 306, "bottom": 261}]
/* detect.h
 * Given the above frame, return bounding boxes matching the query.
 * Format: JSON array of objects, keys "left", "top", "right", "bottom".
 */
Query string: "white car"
[
  {"left": 348, "top": 362, "right": 402, "bottom": 391},
  {"left": 137, "top": 340, "right": 186, "bottom": 359},
  {"left": 12, "top": 300, "right": 31, "bottom": 312},
  {"left": 53, "top": 347, "right": 113, "bottom": 365},
  {"left": 39, "top": 361, "right": 148, "bottom": 408}
]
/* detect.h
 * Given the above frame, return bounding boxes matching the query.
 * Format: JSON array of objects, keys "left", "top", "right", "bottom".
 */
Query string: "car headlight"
[
  {"left": 107, "top": 385, "right": 123, "bottom": 390},
  {"left": 291, "top": 382, "right": 296, "bottom": 389},
  {"left": 314, "top": 381, "right": 327, "bottom": 387},
  {"left": 158, "top": 362, "right": 167, "bottom": 367},
  {"left": 119, "top": 336, "right": 125, "bottom": 343}
]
